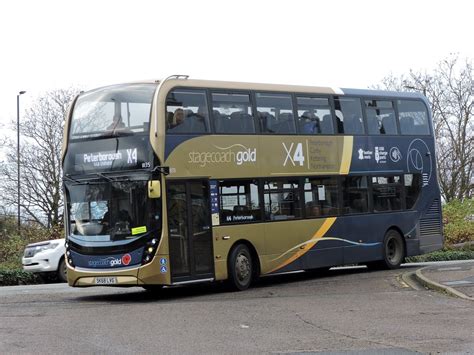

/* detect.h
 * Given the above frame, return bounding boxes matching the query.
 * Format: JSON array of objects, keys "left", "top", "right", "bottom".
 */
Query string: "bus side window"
[
  {"left": 303, "top": 176, "right": 339, "bottom": 217},
  {"left": 211, "top": 93, "right": 255, "bottom": 134},
  {"left": 296, "top": 96, "right": 334, "bottom": 135},
  {"left": 372, "top": 176, "right": 402, "bottom": 212},
  {"left": 219, "top": 180, "right": 260, "bottom": 224},
  {"left": 256, "top": 93, "right": 296, "bottom": 134},
  {"left": 365, "top": 100, "right": 397, "bottom": 135},
  {"left": 334, "top": 97, "right": 364, "bottom": 135},
  {"left": 166, "top": 89, "right": 210, "bottom": 134},
  {"left": 342, "top": 176, "right": 369, "bottom": 214},
  {"left": 398, "top": 100, "right": 430, "bottom": 135},
  {"left": 263, "top": 179, "right": 301, "bottom": 220}
]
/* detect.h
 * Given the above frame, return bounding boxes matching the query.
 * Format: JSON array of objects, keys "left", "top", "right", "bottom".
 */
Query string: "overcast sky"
[{"left": 0, "top": 0, "right": 472, "bottom": 141}]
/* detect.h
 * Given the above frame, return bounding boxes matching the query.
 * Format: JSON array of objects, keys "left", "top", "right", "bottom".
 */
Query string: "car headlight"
[{"left": 24, "top": 242, "right": 60, "bottom": 258}]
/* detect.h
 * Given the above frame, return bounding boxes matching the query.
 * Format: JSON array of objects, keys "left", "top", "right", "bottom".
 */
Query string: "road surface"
[{"left": 1, "top": 264, "right": 473, "bottom": 354}]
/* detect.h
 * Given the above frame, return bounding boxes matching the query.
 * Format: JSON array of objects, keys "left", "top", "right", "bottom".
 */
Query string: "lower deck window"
[
  {"left": 215, "top": 173, "right": 422, "bottom": 225},
  {"left": 304, "top": 177, "right": 339, "bottom": 217},
  {"left": 372, "top": 176, "right": 402, "bottom": 212},
  {"left": 219, "top": 180, "right": 260, "bottom": 224},
  {"left": 342, "top": 176, "right": 369, "bottom": 214},
  {"left": 264, "top": 180, "right": 301, "bottom": 220}
]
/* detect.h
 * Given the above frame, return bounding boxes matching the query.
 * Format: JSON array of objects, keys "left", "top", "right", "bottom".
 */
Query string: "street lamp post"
[{"left": 17, "top": 90, "right": 26, "bottom": 233}]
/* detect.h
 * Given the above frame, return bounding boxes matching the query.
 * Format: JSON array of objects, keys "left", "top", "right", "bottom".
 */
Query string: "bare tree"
[
  {"left": 375, "top": 54, "right": 473, "bottom": 202},
  {"left": 0, "top": 88, "right": 80, "bottom": 228}
]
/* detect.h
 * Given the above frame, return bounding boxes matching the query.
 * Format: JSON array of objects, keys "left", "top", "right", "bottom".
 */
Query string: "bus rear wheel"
[
  {"left": 228, "top": 244, "right": 253, "bottom": 291},
  {"left": 367, "top": 230, "right": 405, "bottom": 270},
  {"left": 381, "top": 229, "right": 405, "bottom": 269}
]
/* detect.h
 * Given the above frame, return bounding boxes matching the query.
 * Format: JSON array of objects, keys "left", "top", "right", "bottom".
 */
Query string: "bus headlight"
[
  {"left": 65, "top": 241, "right": 74, "bottom": 267},
  {"left": 142, "top": 238, "right": 159, "bottom": 265}
]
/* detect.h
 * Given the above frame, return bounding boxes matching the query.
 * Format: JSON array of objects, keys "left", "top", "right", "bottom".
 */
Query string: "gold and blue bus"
[{"left": 62, "top": 76, "right": 443, "bottom": 290}]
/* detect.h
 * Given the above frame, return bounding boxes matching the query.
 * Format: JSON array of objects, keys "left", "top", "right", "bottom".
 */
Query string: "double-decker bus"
[{"left": 62, "top": 75, "right": 443, "bottom": 290}]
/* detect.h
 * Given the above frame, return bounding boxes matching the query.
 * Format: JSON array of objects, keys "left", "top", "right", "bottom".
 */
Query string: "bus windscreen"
[{"left": 69, "top": 83, "right": 157, "bottom": 139}]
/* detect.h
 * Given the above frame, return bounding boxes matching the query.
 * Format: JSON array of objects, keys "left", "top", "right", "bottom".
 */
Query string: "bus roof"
[
  {"left": 159, "top": 77, "right": 426, "bottom": 101},
  {"left": 91, "top": 77, "right": 427, "bottom": 103}
]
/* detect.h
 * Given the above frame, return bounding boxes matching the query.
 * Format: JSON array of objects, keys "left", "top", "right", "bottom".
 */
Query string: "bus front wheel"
[
  {"left": 228, "top": 244, "right": 253, "bottom": 291},
  {"left": 57, "top": 258, "right": 68, "bottom": 283}
]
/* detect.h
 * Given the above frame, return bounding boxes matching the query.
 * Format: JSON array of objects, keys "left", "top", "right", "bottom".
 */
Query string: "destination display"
[{"left": 63, "top": 135, "right": 153, "bottom": 174}]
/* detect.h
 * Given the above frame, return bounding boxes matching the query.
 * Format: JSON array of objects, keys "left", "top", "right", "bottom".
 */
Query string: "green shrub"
[
  {"left": 443, "top": 199, "right": 473, "bottom": 245},
  {"left": 0, "top": 235, "right": 28, "bottom": 268},
  {"left": 0, "top": 268, "right": 42, "bottom": 286},
  {"left": 406, "top": 248, "right": 474, "bottom": 263}
]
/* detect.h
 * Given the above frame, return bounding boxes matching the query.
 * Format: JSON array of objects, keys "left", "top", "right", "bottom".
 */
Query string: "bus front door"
[{"left": 167, "top": 180, "right": 214, "bottom": 282}]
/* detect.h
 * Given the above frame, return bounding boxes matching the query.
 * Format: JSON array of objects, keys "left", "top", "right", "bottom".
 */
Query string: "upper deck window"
[
  {"left": 365, "top": 100, "right": 397, "bottom": 135},
  {"left": 211, "top": 92, "right": 255, "bottom": 134},
  {"left": 70, "top": 84, "right": 156, "bottom": 140},
  {"left": 398, "top": 100, "right": 430, "bottom": 135},
  {"left": 334, "top": 97, "right": 364, "bottom": 135},
  {"left": 166, "top": 90, "right": 210, "bottom": 134},
  {"left": 256, "top": 93, "right": 296, "bottom": 134},
  {"left": 296, "top": 97, "right": 334, "bottom": 134}
]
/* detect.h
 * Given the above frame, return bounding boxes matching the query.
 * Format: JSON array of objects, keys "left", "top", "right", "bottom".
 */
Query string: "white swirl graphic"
[
  {"left": 213, "top": 144, "right": 250, "bottom": 150},
  {"left": 407, "top": 139, "right": 432, "bottom": 187}
]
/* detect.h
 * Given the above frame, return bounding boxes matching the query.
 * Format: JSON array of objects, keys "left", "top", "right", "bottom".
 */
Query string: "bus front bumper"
[{"left": 67, "top": 264, "right": 142, "bottom": 287}]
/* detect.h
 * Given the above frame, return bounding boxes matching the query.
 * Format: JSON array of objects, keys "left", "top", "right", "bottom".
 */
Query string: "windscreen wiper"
[{"left": 151, "top": 165, "right": 170, "bottom": 175}]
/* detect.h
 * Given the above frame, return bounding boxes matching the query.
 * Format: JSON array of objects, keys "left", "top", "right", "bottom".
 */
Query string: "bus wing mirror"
[{"left": 148, "top": 180, "right": 161, "bottom": 199}]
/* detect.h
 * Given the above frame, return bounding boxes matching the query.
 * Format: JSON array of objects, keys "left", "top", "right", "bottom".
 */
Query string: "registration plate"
[{"left": 95, "top": 277, "right": 118, "bottom": 285}]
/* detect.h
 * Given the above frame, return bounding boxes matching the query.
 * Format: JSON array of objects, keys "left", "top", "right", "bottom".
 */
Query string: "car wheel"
[
  {"left": 57, "top": 258, "right": 68, "bottom": 283},
  {"left": 228, "top": 244, "right": 253, "bottom": 291}
]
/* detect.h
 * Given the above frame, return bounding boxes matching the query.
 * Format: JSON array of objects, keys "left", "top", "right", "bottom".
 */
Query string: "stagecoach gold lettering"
[
  {"left": 165, "top": 136, "right": 351, "bottom": 178},
  {"left": 188, "top": 148, "right": 256, "bottom": 167},
  {"left": 188, "top": 151, "right": 234, "bottom": 167}
]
